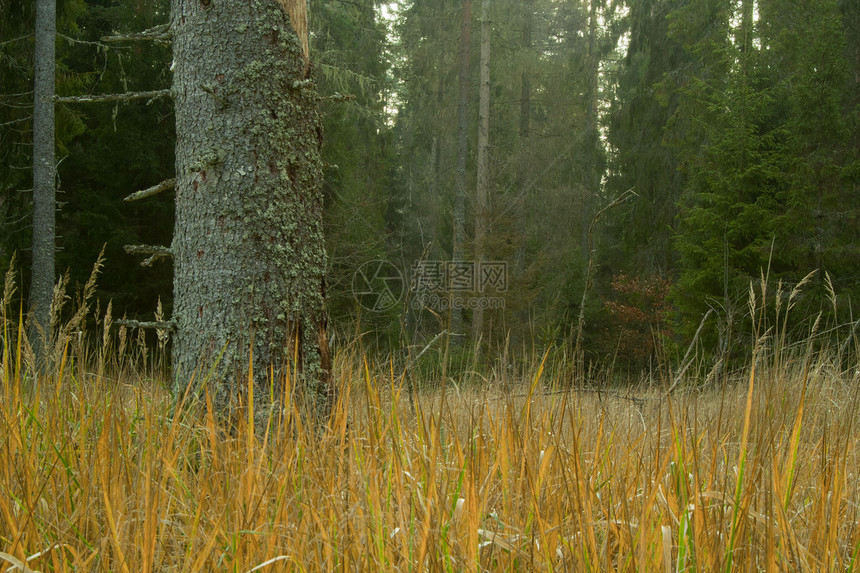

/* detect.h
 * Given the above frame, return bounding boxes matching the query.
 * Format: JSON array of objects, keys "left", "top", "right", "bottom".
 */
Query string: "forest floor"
[{"left": 2, "top": 328, "right": 859, "bottom": 571}]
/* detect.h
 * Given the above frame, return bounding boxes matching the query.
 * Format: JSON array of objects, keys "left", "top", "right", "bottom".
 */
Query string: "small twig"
[
  {"left": 141, "top": 253, "right": 171, "bottom": 267},
  {"left": 57, "top": 34, "right": 111, "bottom": 49},
  {"left": 124, "top": 244, "right": 171, "bottom": 256},
  {"left": 321, "top": 92, "right": 356, "bottom": 102},
  {"left": 199, "top": 84, "right": 227, "bottom": 106},
  {"left": 0, "top": 34, "right": 32, "bottom": 47},
  {"left": 55, "top": 89, "right": 171, "bottom": 104},
  {"left": 406, "top": 330, "right": 453, "bottom": 370},
  {"left": 124, "top": 178, "right": 175, "bottom": 202},
  {"left": 0, "top": 116, "right": 31, "bottom": 128},
  {"left": 124, "top": 244, "right": 172, "bottom": 267}
]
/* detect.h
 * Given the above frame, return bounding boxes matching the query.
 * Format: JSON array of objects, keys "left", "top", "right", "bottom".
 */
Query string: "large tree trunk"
[
  {"left": 29, "top": 0, "right": 56, "bottom": 366},
  {"left": 170, "top": 0, "right": 332, "bottom": 419}
]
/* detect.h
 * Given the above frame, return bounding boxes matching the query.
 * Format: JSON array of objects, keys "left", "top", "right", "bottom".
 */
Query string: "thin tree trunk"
[
  {"left": 474, "top": 0, "right": 491, "bottom": 343},
  {"left": 453, "top": 0, "right": 472, "bottom": 337},
  {"left": 29, "top": 0, "right": 56, "bottom": 366},
  {"left": 513, "top": 0, "right": 532, "bottom": 344},
  {"left": 581, "top": 0, "right": 600, "bottom": 258},
  {"left": 170, "top": 0, "right": 332, "bottom": 419},
  {"left": 519, "top": 0, "right": 531, "bottom": 142}
]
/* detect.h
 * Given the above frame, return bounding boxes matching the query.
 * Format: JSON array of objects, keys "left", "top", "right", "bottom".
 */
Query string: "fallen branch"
[
  {"left": 124, "top": 178, "right": 175, "bottom": 202},
  {"left": 56, "top": 89, "right": 171, "bottom": 104},
  {"left": 101, "top": 24, "right": 171, "bottom": 43}
]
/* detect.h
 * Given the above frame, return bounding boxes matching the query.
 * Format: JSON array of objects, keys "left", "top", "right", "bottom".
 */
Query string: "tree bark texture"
[
  {"left": 29, "top": 0, "right": 56, "bottom": 363},
  {"left": 170, "top": 0, "right": 332, "bottom": 418}
]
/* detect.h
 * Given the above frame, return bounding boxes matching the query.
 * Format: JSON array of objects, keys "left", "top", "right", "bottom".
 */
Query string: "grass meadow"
[{"left": 2, "top": 266, "right": 860, "bottom": 571}]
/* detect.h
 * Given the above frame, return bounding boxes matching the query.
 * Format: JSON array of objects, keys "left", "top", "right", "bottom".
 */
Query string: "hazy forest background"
[{"left": 2, "top": 0, "right": 859, "bottom": 374}]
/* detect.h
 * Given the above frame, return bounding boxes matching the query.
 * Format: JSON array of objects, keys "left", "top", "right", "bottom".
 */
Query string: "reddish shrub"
[{"left": 602, "top": 274, "right": 672, "bottom": 362}]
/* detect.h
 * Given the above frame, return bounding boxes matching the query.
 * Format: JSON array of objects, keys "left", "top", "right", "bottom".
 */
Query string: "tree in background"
[
  {"left": 764, "top": 0, "right": 860, "bottom": 306},
  {"left": 28, "top": 0, "right": 57, "bottom": 361},
  {"left": 603, "top": 0, "right": 689, "bottom": 278},
  {"left": 1, "top": 0, "right": 85, "bottom": 346},
  {"left": 391, "top": 0, "right": 619, "bottom": 354},
  {"left": 472, "top": 0, "right": 490, "bottom": 342},
  {"left": 671, "top": 0, "right": 769, "bottom": 346},
  {"left": 391, "top": 0, "right": 467, "bottom": 342}
]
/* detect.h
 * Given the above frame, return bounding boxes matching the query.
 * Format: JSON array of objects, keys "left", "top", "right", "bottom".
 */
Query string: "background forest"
[{"left": 2, "top": 0, "right": 859, "bottom": 374}]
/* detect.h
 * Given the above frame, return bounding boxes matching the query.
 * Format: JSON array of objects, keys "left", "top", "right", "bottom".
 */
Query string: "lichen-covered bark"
[{"left": 171, "top": 0, "right": 332, "bottom": 418}]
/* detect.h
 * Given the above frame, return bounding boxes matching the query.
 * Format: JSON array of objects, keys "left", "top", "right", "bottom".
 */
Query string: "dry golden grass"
[
  {"left": 2, "top": 338, "right": 859, "bottom": 571},
  {"left": 2, "top": 267, "right": 860, "bottom": 571}
]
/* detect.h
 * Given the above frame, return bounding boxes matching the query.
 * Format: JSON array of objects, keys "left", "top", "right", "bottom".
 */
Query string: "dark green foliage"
[
  {"left": 0, "top": 0, "right": 173, "bottom": 319},
  {"left": 310, "top": 0, "right": 397, "bottom": 346},
  {"left": 603, "top": 0, "right": 689, "bottom": 277},
  {"left": 57, "top": 0, "right": 174, "bottom": 318},
  {"left": 670, "top": 0, "right": 860, "bottom": 350},
  {"left": 0, "top": 0, "right": 86, "bottom": 279}
]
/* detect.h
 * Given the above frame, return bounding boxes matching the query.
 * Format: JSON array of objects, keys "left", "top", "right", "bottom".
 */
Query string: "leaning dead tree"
[{"left": 61, "top": 0, "right": 334, "bottom": 420}]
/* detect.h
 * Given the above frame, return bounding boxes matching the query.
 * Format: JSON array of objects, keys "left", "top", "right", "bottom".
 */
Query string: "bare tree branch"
[
  {"left": 55, "top": 89, "right": 171, "bottom": 104},
  {"left": 124, "top": 244, "right": 172, "bottom": 267},
  {"left": 124, "top": 178, "right": 175, "bottom": 202},
  {"left": 0, "top": 34, "right": 32, "bottom": 47}
]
